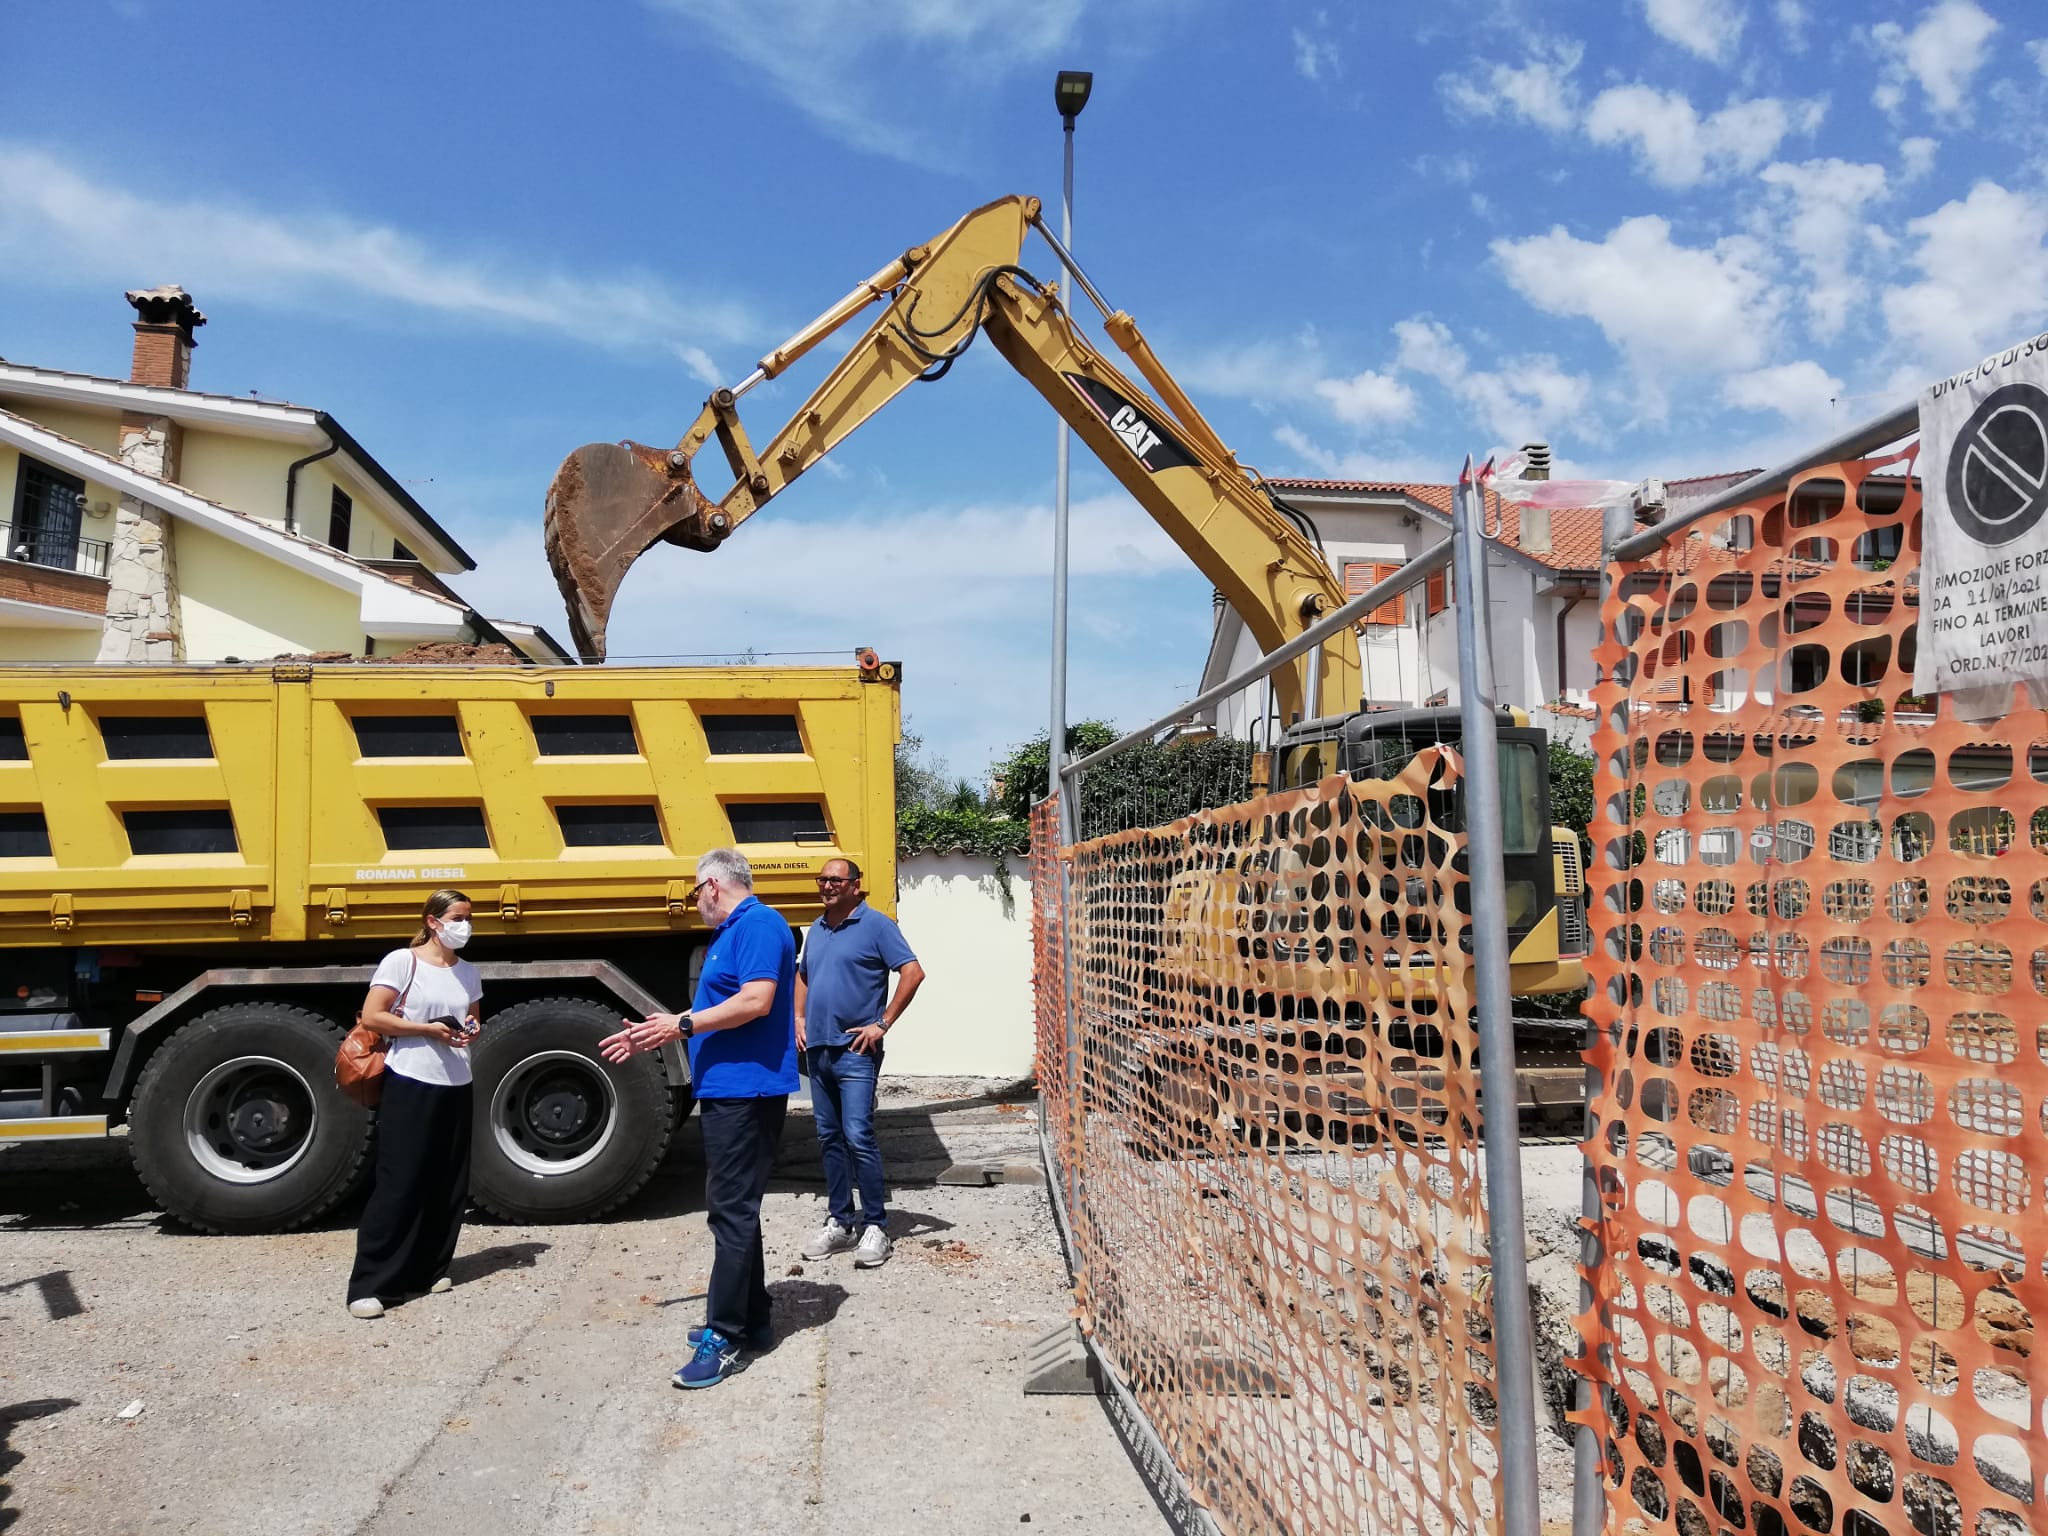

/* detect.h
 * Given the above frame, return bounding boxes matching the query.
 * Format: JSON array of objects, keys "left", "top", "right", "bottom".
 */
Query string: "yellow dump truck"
[{"left": 0, "top": 656, "right": 900, "bottom": 1230}]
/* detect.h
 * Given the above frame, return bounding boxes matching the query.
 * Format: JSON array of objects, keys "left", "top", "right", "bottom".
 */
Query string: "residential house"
[
  {"left": 1196, "top": 453, "right": 1755, "bottom": 750},
  {"left": 0, "top": 286, "right": 569, "bottom": 665}
]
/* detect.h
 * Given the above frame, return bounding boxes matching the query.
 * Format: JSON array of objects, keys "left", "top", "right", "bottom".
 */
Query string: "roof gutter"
[
  {"left": 315, "top": 412, "right": 477, "bottom": 572},
  {"left": 283, "top": 436, "right": 339, "bottom": 537}
]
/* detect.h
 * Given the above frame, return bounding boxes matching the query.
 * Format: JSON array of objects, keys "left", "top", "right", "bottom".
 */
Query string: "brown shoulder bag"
[{"left": 336, "top": 951, "right": 416, "bottom": 1108}]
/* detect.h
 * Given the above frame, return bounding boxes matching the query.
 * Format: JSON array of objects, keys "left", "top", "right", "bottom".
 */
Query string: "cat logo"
[
  {"left": 1109, "top": 404, "right": 1162, "bottom": 461},
  {"left": 1063, "top": 374, "right": 1198, "bottom": 475}
]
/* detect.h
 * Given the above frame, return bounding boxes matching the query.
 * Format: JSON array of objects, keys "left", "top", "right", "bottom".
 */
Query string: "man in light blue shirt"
[{"left": 794, "top": 858, "right": 924, "bottom": 1268}]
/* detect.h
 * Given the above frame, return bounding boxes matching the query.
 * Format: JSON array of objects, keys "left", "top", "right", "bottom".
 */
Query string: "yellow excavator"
[{"left": 542, "top": 193, "right": 1587, "bottom": 1000}]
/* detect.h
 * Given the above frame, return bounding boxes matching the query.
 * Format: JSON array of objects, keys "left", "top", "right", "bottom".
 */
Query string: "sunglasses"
[{"left": 688, "top": 878, "right": 714, "bottom": 903}]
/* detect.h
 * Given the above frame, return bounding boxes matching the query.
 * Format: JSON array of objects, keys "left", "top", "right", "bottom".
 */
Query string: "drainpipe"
[
  {"left": 1555, "top": 591, "right": 1585, "bottom": 703},
  {"left": 284, "top": 437, "right": 339, "bottom": 535}
]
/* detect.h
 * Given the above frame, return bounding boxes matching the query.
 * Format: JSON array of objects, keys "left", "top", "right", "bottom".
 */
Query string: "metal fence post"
[
  {"left": 1569, "top": 499, "right": 1635, "bottom": 1536},
  {"left": 1057, "top": 767, "right": 1084, "bottom": 1238},
  {"left": 1452, "top": 460, "right": 1543, "bottom": 1536}
]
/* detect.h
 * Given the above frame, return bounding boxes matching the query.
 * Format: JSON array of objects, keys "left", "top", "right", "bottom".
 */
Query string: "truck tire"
[
  {"left": 128, "top": 1001, "right": 372, "bottom": 1234},
  {"left": 469, "top": 996, "right": 672, "bottom": 1222}
]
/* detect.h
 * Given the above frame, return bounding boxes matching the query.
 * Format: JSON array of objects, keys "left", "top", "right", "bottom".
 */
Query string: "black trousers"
[
  {"left": 699, "top": 1094, "right": 788, "bottom": 1341},
  {"left": 349, "top": 1072, "right": 473, "bottom": 1303}
]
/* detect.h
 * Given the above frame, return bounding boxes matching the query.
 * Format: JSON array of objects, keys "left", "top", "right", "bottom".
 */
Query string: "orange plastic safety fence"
[
  {"left": 1032, "top": 797, "right": 1072, "bottom": 1151},
  {"left": 1579, "top": 451, "right": 2045, "bottom": 1536},
  {"left": 1032, "top": 758, "right": 1508, "bottom": 1536}
]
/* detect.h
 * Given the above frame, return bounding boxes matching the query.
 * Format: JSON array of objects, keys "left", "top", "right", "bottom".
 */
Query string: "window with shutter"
[
  {"left": 1344, "top": 562, "right": 1407, "bottom": 627},
  {"left": 1426, "top": 570, "right": 1447, "bottom": 615}
]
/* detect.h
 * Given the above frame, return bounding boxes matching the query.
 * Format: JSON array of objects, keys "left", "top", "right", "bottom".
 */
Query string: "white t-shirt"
[{"left": 371, "top": 948, "right": 483, "bottom": 1087}]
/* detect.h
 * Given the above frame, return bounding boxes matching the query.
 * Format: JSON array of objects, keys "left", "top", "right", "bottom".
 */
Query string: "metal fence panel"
[
  {"left": 1033, "top": 752, "right": 1509, "bottom": 1536},
  {"left": 1578, "top": 448, "right": 2040, "bottom": 1536}
]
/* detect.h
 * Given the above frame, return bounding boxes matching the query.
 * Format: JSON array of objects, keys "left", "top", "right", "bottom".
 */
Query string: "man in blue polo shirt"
[
  {"left": 601, "top": 846, "right": 796, "bottom": 1389},
  {"left": 794, "top": 858, "right": 924, "bottom": 1269}
]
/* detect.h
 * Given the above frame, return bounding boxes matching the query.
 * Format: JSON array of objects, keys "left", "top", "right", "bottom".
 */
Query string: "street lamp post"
[{"left": 1047, "top": 68, "right": 1092, "bottom": 843}]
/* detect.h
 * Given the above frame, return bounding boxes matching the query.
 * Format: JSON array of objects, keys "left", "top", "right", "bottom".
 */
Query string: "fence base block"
[{"left": 1022, "top": 1320, "right": 1102, "bottom": 1395}]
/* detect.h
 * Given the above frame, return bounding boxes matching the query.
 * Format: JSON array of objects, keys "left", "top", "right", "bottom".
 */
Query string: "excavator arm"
[{"left": 543, "top": 194, "right": 1357, "bottom": 725}]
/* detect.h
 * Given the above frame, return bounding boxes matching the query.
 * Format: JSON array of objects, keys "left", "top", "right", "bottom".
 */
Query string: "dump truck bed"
[{"left": 0, "top": 659, "right": 902, "bottom": 949}]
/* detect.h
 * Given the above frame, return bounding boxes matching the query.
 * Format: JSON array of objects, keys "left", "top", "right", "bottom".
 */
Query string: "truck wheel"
[
  {"left": 469, "top": 996, "right": 673, "bottom": 1222},
  {"left": 128, "top": 1002, "right": 371, "bottom": 1234}
]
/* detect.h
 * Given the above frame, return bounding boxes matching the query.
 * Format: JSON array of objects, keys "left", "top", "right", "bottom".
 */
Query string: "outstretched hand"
[{"left": 599, "top": 1014, "right": 681, "bottom": 1063}]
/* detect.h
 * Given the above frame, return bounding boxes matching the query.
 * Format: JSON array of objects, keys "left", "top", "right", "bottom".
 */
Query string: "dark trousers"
[
  {"left": 807, "top": 1044, "right": 887, "bottom": 1230},
  {"left": 349, "top": 1072, "right": 472, "bottom": 1303},
  {"left": 699, "top": 1094, "right": 788, "bottom": 1341}
]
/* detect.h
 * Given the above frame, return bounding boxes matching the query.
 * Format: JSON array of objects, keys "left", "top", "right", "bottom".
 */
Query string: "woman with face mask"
[{"left": 347, "top": 888, "right": 483, "bottom": 1318}]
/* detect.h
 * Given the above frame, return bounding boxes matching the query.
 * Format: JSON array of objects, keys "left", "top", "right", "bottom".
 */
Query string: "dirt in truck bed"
[{"left": 273, "top": 641, "right": 528, "bottom": 665}]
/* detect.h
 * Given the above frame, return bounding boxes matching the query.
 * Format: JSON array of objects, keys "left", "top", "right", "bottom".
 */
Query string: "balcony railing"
[{"left": 0, "top": 521, "right": 111, "bottom": 580}]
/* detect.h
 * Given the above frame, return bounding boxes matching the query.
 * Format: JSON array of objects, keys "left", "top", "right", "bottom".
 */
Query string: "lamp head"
[{"left": 1055, "top": 70, "right": 1094, "bottom": 124}]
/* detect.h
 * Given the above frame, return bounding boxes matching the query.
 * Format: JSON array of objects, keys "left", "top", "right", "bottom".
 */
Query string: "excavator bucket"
[{"left": 543, "top": 440, "right": 718, "bottom": 660}]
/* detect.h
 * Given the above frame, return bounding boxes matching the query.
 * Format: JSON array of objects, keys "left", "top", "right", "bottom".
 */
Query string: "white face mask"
[{"left": 435, "top": 918, "right": 472, "bottom": 950}]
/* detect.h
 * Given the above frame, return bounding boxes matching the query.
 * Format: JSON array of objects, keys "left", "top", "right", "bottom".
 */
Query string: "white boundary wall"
[{"left": 879, "top": 852, "right": 1035, "bottom": 1079}]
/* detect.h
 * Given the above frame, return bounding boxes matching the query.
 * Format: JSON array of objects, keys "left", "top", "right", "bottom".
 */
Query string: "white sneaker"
[
  {"left": 854, "top": 1225, "right": 892, "bottom": 1268},
  {"left": 801, "top": 1218, "right": 858, "bottom": 1260},
  {"left": 428, "top": 1277, "right": 453, "bottom": 1295},
  {"left": 348, "top": 1297, "right": 384, "bottom": 1319}
]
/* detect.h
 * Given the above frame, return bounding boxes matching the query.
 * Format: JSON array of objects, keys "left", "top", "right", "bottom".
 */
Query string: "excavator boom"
[{"left": 543, "top": 195, "right": 1357, "bottom": 724}]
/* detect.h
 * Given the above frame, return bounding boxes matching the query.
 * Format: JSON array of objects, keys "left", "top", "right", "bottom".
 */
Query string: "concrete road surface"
[{"left": 0, "top": 1094, "right": 1169, "bottom": 1536}]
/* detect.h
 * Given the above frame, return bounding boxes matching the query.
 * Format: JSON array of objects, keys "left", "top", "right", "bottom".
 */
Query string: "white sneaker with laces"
[
  {"left": 348, "top": 1297, "right": 384, "bottom": 1319},
  {"left": 854, "top": 1225, "right": 892, "bottom": 1268},
  {"left": 801, "top": 1218, "right": 858, "bottom": 1260}
]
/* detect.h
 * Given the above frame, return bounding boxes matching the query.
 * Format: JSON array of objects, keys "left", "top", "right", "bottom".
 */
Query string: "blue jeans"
[{"left": 807, "top": 1044, "right": 885, "bottom": 1230}]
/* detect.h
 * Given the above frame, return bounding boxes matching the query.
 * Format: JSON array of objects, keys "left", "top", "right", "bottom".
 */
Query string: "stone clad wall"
[{"left": 98, "top": 416, "right": 184, "bottom": 662}]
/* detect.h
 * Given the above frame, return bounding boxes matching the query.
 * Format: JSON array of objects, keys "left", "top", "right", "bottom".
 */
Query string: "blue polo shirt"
[
  {"left": 689, "top": 895, "right": 798, "bottom": 1098},
  {"left": 798, "top": 901, "right": 918, "bottom": 1048}
]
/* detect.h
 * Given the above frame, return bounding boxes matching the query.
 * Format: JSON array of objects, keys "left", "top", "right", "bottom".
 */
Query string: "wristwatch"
[{"left": 678, "top": 1013, "right": 695, "bottom": 1041}]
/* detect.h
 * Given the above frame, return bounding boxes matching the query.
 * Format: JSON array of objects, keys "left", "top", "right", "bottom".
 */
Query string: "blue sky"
[{"left": 3, "top": 0, "right": 2045, "bottom": 780}]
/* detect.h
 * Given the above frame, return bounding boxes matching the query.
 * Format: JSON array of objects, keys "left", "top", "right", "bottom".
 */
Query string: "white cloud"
[
  {"left": 1775, "top": 0, "right": 1809, "bottom": 52},
  {"left": 1269, "top": 425, "right": 1443, "bottom": 483},
  {"left": 1721, "top": 360, "right": 1845, "bottom": 426},
  {"left": 1492, "top": 216, "right": 1783, "bottom": 389},
  {"left": 1643, "top": 0, "right": 1747, "bottom": 64},
  {"left": 1870, "top": 0, "right": 1999, "bottom": 119},
  {"left": 1293, "top": 25, "right": 1340, "bottom": 80},
  {"left": 1898, "top": 136, "right": 1939, "bottom": 182},
  {"left": 1177, "top": 331, "right": 1421, "bottom": 428},
  {"left": 1439, "top": 37, "right": 1582, "bottom": 133},
  {"left": 1881, "top": 180, "right": 2048, "bottom": 370},
  {"left": 645, "top": 0, "right": 1090, "bottom": 166},
  {"left": 1392, "top": 318, "right": 1593, "bottom": 445},
  {"left": 1584, "top": 86, "right": 1822, "bottom": 187},
  {"left": 1313, "top": 370, "right": 1416, "bottom": 426},
  {"left": 2030, "top": 38, "right": 2048, "bottom": 75},
  {"left": 1175, "top": 334, "right": 1326, "bottom": 405},
  {"left": 0, "top": 144, "right": 754, "bottom": 362},
  {"left": 1757, "top": 158, "right": 1890, "bottom": 340}
]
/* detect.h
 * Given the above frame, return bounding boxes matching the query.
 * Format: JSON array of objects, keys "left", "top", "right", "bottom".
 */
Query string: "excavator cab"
[{"left": 1275, "top": 707, "right": 1589, "bottom": 994}]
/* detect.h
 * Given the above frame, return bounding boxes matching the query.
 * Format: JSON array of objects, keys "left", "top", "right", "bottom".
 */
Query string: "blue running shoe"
[
  {"left": 688, "top": 1322, "right": 774, "bottom": 1353},
  {"left": 674, "top": 1328, "right": 748, "bottom": 1389}
]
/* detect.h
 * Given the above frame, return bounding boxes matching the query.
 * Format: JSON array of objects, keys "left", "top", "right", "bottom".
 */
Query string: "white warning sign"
[{"left": 1913, "top": 332, "right": 2048, "bottom": 709}]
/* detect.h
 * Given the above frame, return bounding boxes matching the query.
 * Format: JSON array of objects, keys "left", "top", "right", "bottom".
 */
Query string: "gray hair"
[{"left": 696, "top": 847, "right": 755, "bottom": 890}]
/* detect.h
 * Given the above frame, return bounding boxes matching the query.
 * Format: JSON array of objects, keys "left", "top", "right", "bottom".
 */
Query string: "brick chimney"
[{"left": 125, "top": 285, "right": 205, "bottom": 390}]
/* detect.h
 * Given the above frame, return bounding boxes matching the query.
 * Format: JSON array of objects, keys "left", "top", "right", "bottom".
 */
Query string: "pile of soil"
[{"left": 272, "top": 642, "right": 527, "bottom": 666}]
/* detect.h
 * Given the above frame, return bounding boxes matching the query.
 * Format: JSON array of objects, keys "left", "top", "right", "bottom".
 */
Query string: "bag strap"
[{"left": 394, "top": 950, "right": 419, "bottom": 1016}]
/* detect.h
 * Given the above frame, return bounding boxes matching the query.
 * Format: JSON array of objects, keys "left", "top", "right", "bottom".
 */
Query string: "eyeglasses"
[
  {"left": 815, "top": 875, "right": 852, "bottom": 887},
  {"left": 688, "top": 879, "right": 714, "bottom": 903}
]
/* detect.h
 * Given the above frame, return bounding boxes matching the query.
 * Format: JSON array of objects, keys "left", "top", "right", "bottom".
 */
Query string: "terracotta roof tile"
[{"left": 1267, "top": 476, "right": 1606, "bottom": 571}]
